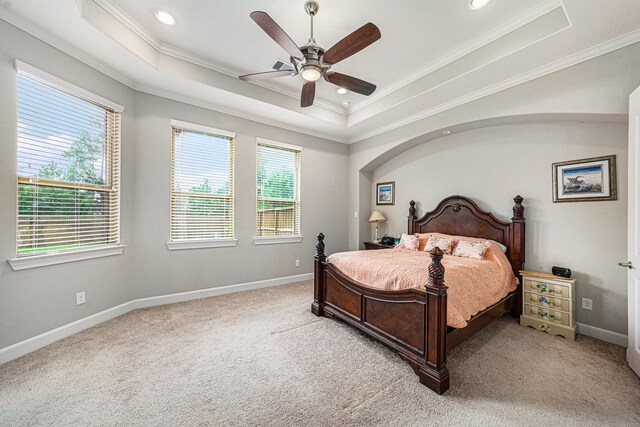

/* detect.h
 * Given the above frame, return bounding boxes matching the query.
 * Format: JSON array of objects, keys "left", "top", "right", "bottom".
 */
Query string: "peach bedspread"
[{"left": 326, "top": 243, "right": 516, "bottom": 328}]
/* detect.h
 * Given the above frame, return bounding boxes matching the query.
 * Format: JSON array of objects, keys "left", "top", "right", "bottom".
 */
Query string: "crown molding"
[
  {"left": 349, "top": 0, "right": 564, "bottom": 114},
  {"left": 3, "top": 1, "right": 638, "bottom": 146},
  {"left": 0, "top": 9, "right": 347, "bottom": 144},
  {"left": 0, "top": 9, "right": 137, "bottom": 90},
  {"left": 135, "top": 84, "right": 347, "bottom": 143},
  {"left": 348, "top": 28, "right": 640, "bottom": 143}
]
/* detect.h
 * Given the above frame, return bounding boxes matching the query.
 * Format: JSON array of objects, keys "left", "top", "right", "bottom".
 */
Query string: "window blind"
[
  {"left": 170, "top": 124, "right": 234, "bottom": 241},
  {"left": 256, "top": 141, "right": 301, "bottom": 237},
  {"left": 17, "top": 70, "right": 121, "bottom": 256}
]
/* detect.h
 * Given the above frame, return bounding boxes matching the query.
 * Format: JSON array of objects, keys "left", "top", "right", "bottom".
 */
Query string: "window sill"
[
  {"left": 166, "top": 239, "right": 238, "bottom": 251},
  {"left": 254, "top": 236, "right": 303, "bottom": 245},
  {"left": 8, "top": 245, "right": 126, "bottom": 271}
]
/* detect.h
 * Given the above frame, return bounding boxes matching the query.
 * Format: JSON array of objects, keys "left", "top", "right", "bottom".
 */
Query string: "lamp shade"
[{"left": 368, "top": 210, "right": 386, "bottom": 223}]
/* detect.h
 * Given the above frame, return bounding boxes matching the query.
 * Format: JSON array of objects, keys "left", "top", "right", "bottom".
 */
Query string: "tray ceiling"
[{"left": 1, "top": 0, "right": 639, "bottom": 143}]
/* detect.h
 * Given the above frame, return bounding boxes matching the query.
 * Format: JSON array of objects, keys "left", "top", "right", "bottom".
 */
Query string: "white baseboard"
[
  {"left": 577, "top": 322, "right": 628, "bottom": 347},
  {"left": 133, "top": 273, "right": 313, "bottom": 309},
  {"left": 0, "top": 273, "right": 313, "bottom": 365},
  {"left": 0, "top": 301, "right": 134, "bottom": 365}
]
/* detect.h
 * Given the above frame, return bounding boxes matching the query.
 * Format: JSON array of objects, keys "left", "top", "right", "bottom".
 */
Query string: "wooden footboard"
[{"left": 312, "top": 233, "right": 450, "bottom": 394}]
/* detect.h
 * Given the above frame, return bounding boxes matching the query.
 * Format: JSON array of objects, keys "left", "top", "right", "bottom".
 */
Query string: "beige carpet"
[{"left": 1, "top": 281, "right": 639, "bottom": 426}]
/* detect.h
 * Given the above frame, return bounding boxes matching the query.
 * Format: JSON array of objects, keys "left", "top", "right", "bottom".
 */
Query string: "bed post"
[
  {"left": 509, "top": 196, "right": 526, "bottom": 317},
  {"left": 408, "top": 200, "right": 417, "bottom": 234},
  {"left": 418, "top": 247, "right": 450, "bottom": 394},
  {"left": 311, "top": 233, "right": 326, "bottom": 316}
]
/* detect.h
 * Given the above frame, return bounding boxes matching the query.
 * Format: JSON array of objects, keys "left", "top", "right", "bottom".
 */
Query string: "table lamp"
[{"left": 368, "top": 210, "right": 386, "bottom": 243}]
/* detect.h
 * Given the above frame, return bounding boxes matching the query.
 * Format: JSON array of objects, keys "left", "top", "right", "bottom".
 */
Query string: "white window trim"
[
  {"left": 254, "top": 236, "right": 303, "bottom": 245},
  {"left": 8, "top": 245, "right": 126, "bottom": 271},
  {"left": 256, "top": 137, "right": 302, "bottom": 152},
  {"left": 170, "top": 120, "right": 236, "bottom": 243},
  {"left": 255, "top": 138, "right": 302, "bottom": 240},
  {"left": 15, "top": 60, "right": 124, "bottom": 113},
  {"left": 166, "top": 238, "right": 238, "bottom": 251},
  {"left": 170, "top": 119, "right": 236, "bottom": 139}
]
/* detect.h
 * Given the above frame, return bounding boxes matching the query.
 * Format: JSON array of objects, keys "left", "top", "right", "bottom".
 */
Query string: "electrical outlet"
[
  {"left": 76, "top": 291, "right": 86, "bottom": 306},
  {"left": 295, "top": 259, "right": 300, "bottom": 267},
  {"left": 354, "top": 211, "right": 358, "bottom": 218},
  {"left": 582, "top": 297, "right": 593, "bottom": 311}
]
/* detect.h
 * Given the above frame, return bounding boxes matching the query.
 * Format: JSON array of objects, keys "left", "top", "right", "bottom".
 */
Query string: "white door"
[{"left": 627, "top": 86, "right": 640, "bottom": 376}]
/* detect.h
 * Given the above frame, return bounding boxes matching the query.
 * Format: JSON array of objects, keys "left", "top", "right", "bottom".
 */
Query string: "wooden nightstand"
[
  {"left": 363, "top": 241, "right": 394, "bottom": 250},
  {"left": 519, "top": 270, "right": 576, "bottom": 340}
]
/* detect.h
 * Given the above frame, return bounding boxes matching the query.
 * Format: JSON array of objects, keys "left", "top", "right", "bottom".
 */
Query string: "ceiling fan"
[{"left": 239, "top": 1, "right": 381, "bottom": 108}]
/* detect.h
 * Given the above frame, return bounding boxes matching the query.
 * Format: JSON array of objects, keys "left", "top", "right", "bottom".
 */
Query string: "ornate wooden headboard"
[{"left": 407, "top": 195, "right": 525, "bottom": 277}]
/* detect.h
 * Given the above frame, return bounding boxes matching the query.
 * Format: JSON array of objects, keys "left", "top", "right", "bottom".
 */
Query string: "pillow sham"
[
  {"left": 452, "top": 239, "right": 490, "bottom": 260},
  {"left": 395, "top": 233, "right": 419, "bottom": 251},
  {"left": 424, "top": 235, "right": 455, "bottom": 254}
]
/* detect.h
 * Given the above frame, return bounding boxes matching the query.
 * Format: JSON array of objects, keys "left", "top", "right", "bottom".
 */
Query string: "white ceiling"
[
  {"left": 1, "top": 0, "right": 640, "bottom": 143},
  {"left": 106, "top": 0, "right": 541, "bottom": 108}
]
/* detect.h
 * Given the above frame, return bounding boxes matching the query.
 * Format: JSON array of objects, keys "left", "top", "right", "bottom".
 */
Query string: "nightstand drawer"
[
  {"left": 524, "top": 279, "right": 570, "bottom": 299},
  {"left": 524, "top": 304, "right": 570, "bottom": 326},
  {"left": 524, "top": 292, "right": 570, "bottom": 311}
]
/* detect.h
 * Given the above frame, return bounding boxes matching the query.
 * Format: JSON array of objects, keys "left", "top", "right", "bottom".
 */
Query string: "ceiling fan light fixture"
[
  {"left": 155, "top": 10, "right": 176, "bottom": 25},
  {"left": 470, "top": 0, "right": 491, "bottom": 9},
  {"left": 301, "top": 66, "right": 322, "bottom": 82}
]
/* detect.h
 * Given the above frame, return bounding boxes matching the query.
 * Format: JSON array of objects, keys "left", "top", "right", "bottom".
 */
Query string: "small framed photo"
[
  {"left": 376, "top": 181, "right": 395, "bottom": 205},
  {"left": 552, "top": 155, "right": 617, "bottom": 202}
]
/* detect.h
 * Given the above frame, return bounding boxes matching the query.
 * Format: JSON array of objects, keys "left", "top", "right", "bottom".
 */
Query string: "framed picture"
[
  {"left": 552, "top": 155, "right": 617, "bottom": 202},
  {"left": 376, "top": 181, "right": 395, "bottom": 205}
]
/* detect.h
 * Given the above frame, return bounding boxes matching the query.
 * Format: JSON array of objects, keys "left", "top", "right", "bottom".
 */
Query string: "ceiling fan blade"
[
  {"left": 301, "top": 81, "right": 316, "bottom": 107},
  {"left": 250, "top": 11, "right": 304, "bottom": 60},
  {"left": 326, "top": 72, "right": 376, "bottom": 96},
  {"left": 323, "top": 22, "right": 381, "bottom": 65},
  {"left": 239, "top": 70, "right": 294, "bottom": 81}
]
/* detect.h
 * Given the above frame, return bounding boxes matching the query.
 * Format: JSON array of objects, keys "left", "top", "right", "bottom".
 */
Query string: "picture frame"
[
  {"left": 376, "top": 181, "right": 395, "bottom": 206},
  {"left": 552, "top": 155, "right": 617, "bottom": 202}
]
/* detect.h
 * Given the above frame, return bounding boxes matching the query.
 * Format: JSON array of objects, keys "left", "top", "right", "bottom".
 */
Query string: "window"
[
  {"left": 256, "top": 139, "right": 301, "bottom": 240},
  {"left": 169, "top": 120, "right": 235, "bottom": 247},
  {"left": 16, "top": 64, "right": 122, "bottom": 258}
]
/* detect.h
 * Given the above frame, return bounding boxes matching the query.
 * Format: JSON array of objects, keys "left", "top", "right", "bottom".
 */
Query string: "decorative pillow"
[
  {"left": 452, "top": 239, "right": 490, "bottom": 260},
  {"left": 424, "top": 235, "right": 455, "bottom": 254},
  {"left": 415, "top": 233, "right": 431, "bottom": 251},
  {"left": 395, "top": 233, "right": 419, "bottom": 251}
]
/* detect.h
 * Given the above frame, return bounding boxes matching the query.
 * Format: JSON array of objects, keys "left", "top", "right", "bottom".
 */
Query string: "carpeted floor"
[{"left": 1, "top": 281, "right": 639, "bottom": 426}]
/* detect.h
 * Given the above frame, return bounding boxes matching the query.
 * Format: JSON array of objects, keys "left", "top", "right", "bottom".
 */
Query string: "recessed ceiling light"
[
  {"left": 342, "top": 101, "right": 351, "bottom": 107},
  {"left": 470, "top": 0, "right": 491, "bottom": 9},
  {"left": 155, "top": 10, "right": 176, "bottom": 26},
  {"left": 336, "top": 87, "right": 349, "bottom": 95},
  {"left": 442, "top": 130, "right": 453, "bottom": 135}
]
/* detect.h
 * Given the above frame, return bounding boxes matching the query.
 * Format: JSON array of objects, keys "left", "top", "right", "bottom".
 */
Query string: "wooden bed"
[{"left": 311, "top": 195, "right": 525, "bottom": 394}]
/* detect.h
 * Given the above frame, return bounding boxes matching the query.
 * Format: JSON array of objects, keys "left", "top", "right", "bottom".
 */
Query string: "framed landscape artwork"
[
  {"left": 376, "top": 181, "right": 395, "bottom": 205},
  {"left": 552, "top": 155, "right": 616, "bottom": 202}
]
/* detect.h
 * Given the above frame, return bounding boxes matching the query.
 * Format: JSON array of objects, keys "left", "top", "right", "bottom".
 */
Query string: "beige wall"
[
  {"left": 132, "top": 93, "right": 349, "bottom": 300},
  {"left": 1, "top": 16, "right": 638, "bottom": 351},
  {"left": 0, "top": 19, "right": 137, "bottom": 350},
  {"left": 370, "top": 122, "right": 628, "bottom": 334},
  {"left": 348, "top": 43, "right": 640, "bottom": 251},
  {"left": 0, "top": 19, "right": 349, "bottom": 350}
]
